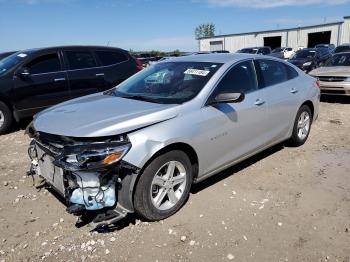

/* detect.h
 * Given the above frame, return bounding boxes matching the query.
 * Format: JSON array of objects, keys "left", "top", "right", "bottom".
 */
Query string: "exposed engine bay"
[{"left": 26, "top": 125, "right": 140, "bottom": 229}]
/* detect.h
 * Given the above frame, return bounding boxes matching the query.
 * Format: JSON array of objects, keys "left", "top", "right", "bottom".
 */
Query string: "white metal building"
[{"left": 199, "top": 16, "right": 350, "bottom": 52}]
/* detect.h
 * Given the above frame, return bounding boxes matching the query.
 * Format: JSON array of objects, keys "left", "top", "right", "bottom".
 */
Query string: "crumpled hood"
[
  {"left": 34, "top": 93, "right": 179, "bottom": 137},
  {"left": 309, "top": 66, "right": 350, "bottom": 77}
]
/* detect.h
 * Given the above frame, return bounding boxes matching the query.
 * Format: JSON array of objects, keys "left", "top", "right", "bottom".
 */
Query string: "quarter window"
[
  {"left": 213, "top": 60, "right": 257, "bottom": 96},
  {"left": 25, "top": 53, "right": 61, "bottom": 74},
  {"left": 284, "top": 64, "right": 298, "bottom": 80},
  {"left": 95, "top": 50, "right": 128, "bottom": 66},
  {"left": 255, "top": 60, "right": 289, "bottom": 87},
  {"left": 66, "top": 51, "right": 97, "bottom": 70}
]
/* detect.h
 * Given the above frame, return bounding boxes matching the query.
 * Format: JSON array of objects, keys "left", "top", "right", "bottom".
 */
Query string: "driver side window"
[
  {"left": 25, "top": 53, "right": 61, "bottom": 75},
  {"left": 213, "top": 60, "right": 258, "bottom": 97}
]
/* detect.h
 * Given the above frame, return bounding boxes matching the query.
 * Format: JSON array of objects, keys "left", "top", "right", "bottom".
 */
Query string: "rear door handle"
[
  {"left": 96, "top": 73, "right": 105, "bottom": 77},
  {"left": 290, "top": 88, "right": 298, "bottom": 94},
  {"left": 54, "top": 78, "right": 66, "bottom": 82},
  {"left": 254, "top": 99, "right": 265, "bottom": 106}
]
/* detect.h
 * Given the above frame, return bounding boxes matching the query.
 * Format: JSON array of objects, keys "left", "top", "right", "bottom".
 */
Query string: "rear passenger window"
[
  {"left": 66, "top": 51, "right": 97, "bottom": 70},
  {"left": 255, "top": 60, "right": 289, "bottom": 87},
  {"left": 95, "top": 51, "right": 128, "bottom": 66},
  {"left": 213, "top": 60, "right": 257, "bottom": 95},
  {"left": 26, "top": 53, "right": 61, "bottom": 74},
  {"left": 284, "top": 64, "right": 298, "bottom": 80}
]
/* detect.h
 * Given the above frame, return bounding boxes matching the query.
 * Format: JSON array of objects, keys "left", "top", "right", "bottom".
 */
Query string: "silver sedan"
[{"left": 28, "top": 54, "right": 320, "bottom": 227}]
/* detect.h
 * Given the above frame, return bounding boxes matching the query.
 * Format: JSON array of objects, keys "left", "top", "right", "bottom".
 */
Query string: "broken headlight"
[{"left": 56, "top": 142, "right": 131, "bottom": 170}]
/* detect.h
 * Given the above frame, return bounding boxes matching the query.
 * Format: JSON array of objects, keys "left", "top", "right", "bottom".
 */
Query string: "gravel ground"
[{"left": 0, "top": 97, "right": 349, "bottom": 262}]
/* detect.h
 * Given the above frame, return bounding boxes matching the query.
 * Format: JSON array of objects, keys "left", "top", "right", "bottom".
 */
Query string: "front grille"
[
  {"left": 318, "top": 76, "right": 347, "bottom": 82},
  {"left": 34, "top": 132, "right": 65, "bottom": 157},
  {"left": 35, "top": 140, "right": 62, "bottom": 157}
]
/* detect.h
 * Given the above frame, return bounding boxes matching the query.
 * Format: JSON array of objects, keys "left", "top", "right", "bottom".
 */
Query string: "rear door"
[
  {"left": 94, "top": 49, "right": 137, "bottom": 89},
  {"left": 254, "top": 59, "right": 301, "bottom": 143},
  {"left": 13, "top": 51, "right": 70, "bottom": 116},
  {"left": 64, "top": 50, "right": 106, "bottom": 99}
]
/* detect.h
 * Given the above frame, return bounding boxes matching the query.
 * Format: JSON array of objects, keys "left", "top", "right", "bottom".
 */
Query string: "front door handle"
[
  {"left": 254, "top": 99, "right": 265, "bottom": 106},
  {"left": 96, "top": 73, "right": 105, "bottom": 77},
  {"left": 290, "top": 88, "right": 298, "bottom": 94},
  {"left": 54, "top": 78, "right": 66, "bottom": 82}
]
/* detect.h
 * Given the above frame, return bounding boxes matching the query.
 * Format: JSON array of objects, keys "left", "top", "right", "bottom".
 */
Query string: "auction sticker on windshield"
[{"left": 184, "top": 68, "right": 210, "bottom": 76}]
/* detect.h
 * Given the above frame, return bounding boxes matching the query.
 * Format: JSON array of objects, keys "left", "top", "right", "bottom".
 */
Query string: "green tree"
[{"left": 194, "top": 23, "right": 215, "bottom": 39}]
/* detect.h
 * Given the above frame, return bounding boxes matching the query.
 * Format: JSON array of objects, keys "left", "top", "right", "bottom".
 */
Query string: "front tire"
[
  {"left": 0, "top": 102, "right": 13, "bottom": 135},
  {"left": 289, "top": 105, "right": 312, "bottom": 147},
  {"left": 133, "top": 150, "right": 193, "bottom": 221}
]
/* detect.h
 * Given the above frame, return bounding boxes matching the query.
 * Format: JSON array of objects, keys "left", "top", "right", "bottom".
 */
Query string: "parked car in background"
[
  {"left": 309, "top": 52, "right": 350, "bottom": 96},
  {"left": 134, "top": 53, "right": 159, "bottom": 67},
  {"left": 237, "top": 47, "right": 271, "bottom": 55},
  {"left": 333, "top": 44, "right": 350, "bottom": 54},
  {"left": 270, "top": 47, "right": 295, "bottom": 59},
  {"left": 0, "top": 46, "right": 142, "bottom": 134},
  {"left": 0, "top": 51, "right": 17, "bottom": 61},
  {"left": 211, "top": 50, "right": 230, "bottom": 53},
  {"left": 288, "top": 48, "right": 332, "bottom": 72},
  {"left": 315, "top": 44, "right": 335, "bottom": 52},
  {"left": 28, "top": 53, "right": 319, "bottom": 227}
]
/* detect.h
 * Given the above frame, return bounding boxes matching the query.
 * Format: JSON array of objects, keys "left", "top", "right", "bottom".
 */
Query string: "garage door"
[{"left": 210, "top": 41, "right": 223, "bottom": 51}]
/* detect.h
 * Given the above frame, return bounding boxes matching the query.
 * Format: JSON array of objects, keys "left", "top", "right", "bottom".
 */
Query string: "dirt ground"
[{"left": 0, "top": 97, "right": 349, "bottom": 262}]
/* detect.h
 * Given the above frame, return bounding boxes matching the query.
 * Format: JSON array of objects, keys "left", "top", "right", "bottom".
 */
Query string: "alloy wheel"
[
  {"left": 0, "top": 110, "right": 4, "bottom": 128},
  {"left": 297, "top": 111, "right": 310, "bottom": 140},
  {"left": 150, "top": 161, "right": 187, "bottom": 211}
]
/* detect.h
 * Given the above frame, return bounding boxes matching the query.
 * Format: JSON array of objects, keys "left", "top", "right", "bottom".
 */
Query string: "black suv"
[{"left": 0, "top": 46, "right": 142, "bottom": 134}]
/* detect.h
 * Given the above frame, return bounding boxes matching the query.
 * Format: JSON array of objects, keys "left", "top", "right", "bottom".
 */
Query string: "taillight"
[
  {"left": 315, "top": 79, "right": 321, "bottom": 88},
  {"left": 135, "top": 58, "right": 143, "bottom": 71}
]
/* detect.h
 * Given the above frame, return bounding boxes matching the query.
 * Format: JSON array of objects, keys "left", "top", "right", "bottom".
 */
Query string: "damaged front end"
[{"left": 27, "top": 126, "right": 139, "bottom": 229}]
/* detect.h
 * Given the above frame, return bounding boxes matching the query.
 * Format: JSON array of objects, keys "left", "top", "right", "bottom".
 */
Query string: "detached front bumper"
[{"left": 28, "top": 132, "right": 139, "bottom": 228}]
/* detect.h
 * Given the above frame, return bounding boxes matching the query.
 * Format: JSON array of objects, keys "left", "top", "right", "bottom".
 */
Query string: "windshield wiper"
[{"left": 121, "top": 95, "right": 159, "bottom": 103}]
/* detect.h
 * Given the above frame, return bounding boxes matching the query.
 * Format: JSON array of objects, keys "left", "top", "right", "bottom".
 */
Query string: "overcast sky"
[{"left": 0, "top": 0, "right": 349, "bottom": 52}]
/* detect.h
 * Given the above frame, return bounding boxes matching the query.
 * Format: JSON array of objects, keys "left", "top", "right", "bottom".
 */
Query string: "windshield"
[
  {"left": 272, "top": 48, "right": 283, "bottom": 53},
  {"left": 325, "top": 53, "right": 350, "bottom": 67},
  {"left": 292, "top": 50, "right": 316, "bottom": 59},
  {"left": 238, "top": 48, "right": 258, "bottom": 54},
  {"left": 0, "top": 52, "right": 29, "bottom": 76},
  {"left": 334, "top": 46, "right": 350, "bottom": 53},
  {"left": 111, "top": 61, "right": 222, "bottom": 104}
]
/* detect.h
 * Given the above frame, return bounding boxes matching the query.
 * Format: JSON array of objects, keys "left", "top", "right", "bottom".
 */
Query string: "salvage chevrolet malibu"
[{"left": 27, "top": 54, "right": 320, "bottom": 228}]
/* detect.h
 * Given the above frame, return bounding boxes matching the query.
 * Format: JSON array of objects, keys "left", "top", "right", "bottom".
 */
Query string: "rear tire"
[
  {"left": 0, "top": 101, "right": 13, "bottom": 135},
  {"left": 133, "top": 150, "right": 193, "bottom": 221},
  {"left": 289, "top": 105, "right": 312, "bottom": 147}
]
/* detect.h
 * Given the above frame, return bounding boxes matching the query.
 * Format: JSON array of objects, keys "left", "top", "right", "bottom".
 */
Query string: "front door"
[
  {"left": 13, "top": 52, "right": 70, "bottom": 117},
  {"left": 197, "top": 60, "right": 269, "bottom": 176}
]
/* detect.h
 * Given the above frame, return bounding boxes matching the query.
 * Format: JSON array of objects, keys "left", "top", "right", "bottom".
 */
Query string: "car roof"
[
  {"left": 333, "top": 51, "right": 350, "bottom": 55},
  {"left": 298, "top": 48, "right": 317, "bottom": 51},
  {"left": 167, "top": 53, "right": 262, "bottom": 64},
  {"left": 20, "top": 45, "right": 127, "bottom": 53},
  {"left": 337, "top": 43, "right": 350, "bottom": 47}
]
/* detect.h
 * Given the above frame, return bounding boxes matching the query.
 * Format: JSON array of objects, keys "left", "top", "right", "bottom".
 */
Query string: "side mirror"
[
  {"left": 17, "top": 68, "right": 30, "bottom": 79},
  {"left": 209, "top": 92, "right": 245, "bottom": 105}
]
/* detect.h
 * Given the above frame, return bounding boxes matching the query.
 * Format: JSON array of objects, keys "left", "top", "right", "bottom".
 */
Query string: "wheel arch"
[
  {"left": 124, "top": 142, "right": 199, "bottom": 211},
  {"left": 137, "top": 142, "right": 199, "bottom": 183},
  {"left": 0, "top": 96, "right": 16, "bottom": 121},
  {"left": 301, "top": 100, "right": 314, "bottom": 119}
]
